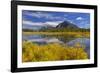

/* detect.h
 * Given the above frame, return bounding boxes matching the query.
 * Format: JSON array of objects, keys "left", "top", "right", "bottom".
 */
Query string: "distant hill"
[
  {"left": 56, "top": 21, "right": 79, "bottom": 29},
  {"left": 23, "top": 20, "right": 82, "bottom": 32}
]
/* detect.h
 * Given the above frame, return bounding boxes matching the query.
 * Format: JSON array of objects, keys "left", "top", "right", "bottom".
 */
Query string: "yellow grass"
[
  {"left": 22, "top": 41, "right": 88, "bottom": 62},
  {"left": 23, "top": 31, "right": 90, "bottom": 38}
]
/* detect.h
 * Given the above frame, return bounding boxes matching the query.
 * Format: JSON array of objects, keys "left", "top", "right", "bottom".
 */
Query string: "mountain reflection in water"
[{"left": 23, "top": 34, "right": 90, "bottom": 58}]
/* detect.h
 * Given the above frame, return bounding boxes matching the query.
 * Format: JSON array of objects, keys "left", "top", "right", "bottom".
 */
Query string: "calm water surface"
[{"left": 23, "top": 34, "right": 90, "bottom": 58}]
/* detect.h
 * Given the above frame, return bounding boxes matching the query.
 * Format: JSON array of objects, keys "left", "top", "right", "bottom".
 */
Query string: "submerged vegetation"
[{"left": 22, "top": 41, "right": 88, "bottom": 62}]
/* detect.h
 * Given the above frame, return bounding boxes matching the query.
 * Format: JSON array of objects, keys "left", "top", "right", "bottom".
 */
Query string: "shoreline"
[{"left": 22, "top": 31, "right": 90, "bottom": 38}]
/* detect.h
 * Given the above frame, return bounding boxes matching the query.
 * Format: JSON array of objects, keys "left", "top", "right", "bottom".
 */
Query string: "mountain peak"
[{"left": 56, "top": 20, "right": 79, "bottom": 29}]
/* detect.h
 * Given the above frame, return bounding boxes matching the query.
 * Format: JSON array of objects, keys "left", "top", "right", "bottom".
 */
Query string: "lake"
[{"left": 22, "top": 34, "right": 90, "bottom": 59}]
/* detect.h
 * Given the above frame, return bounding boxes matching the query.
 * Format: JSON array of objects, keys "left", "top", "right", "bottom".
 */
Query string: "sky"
[{"left": 22, "top": 10, "right": 90, "bottom": 29}]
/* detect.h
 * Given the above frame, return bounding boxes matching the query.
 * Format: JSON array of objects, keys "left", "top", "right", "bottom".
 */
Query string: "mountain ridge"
[
  {"left": 56, "top": 21, "right": 79, "bottom": 29},
  {"left": 23, "top": 20, "right": 80, "bottom": 31}
]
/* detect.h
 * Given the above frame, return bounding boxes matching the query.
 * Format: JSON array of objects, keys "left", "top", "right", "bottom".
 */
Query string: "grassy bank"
[
  {"left": 22, "top": 41, "right": 88, "bottom": 62},
  {"left": 23, "top": 31, "right": 90, "bottom": 38}
]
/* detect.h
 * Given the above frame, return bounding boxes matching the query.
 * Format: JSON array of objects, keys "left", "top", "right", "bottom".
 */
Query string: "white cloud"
[
  {"left": 23, "top": 20, "right": 62, "bottom": 27},
  {"left": 27, "top": 12, "right": 52, "bottom": 19},
  {"left": 76, "top": 17, "right": 83, "bottom": 20},
  {"left": 78, "top": 21, "right": 90, "bottom": 28},
  {"left": 23, "top": 11, "right": 66, "bottom": 20},
  {"left": 45, "top": 21, "right": 62, "bottom": 27},
  {"left": 22, "top": 20, "right": 44, "bottom": 26}
]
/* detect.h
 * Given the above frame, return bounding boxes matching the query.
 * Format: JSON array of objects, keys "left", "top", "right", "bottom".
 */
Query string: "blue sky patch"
[{"left": 22, "top": 10, "right": 90, "bottom": 28}]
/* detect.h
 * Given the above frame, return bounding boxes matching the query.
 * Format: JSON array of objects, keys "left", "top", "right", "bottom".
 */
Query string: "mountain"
[
  {"left": 22, "top": 22, "right": 56, "bottom": 30},
  {"left": 23, "top": 20, "right": 79, "bottom": 31},
  {"left": 56, "top": 21, "right": 79, "bottom": 29}
]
